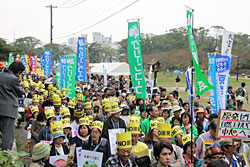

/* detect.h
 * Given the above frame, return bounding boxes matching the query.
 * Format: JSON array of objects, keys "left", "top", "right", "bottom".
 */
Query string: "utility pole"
[
  {"left": 46, "top": 5, "right": 57, "bottom": 50},
  {"left": 236, "top": 56, "right": 239, "bottom": 82}
]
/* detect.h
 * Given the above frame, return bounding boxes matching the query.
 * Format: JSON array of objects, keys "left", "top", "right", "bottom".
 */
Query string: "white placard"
[
  {"left": 27, "top": 124, "right": 32, "bottom": 139},
  {"left": 108, "top": 128, "right": 125, "bottom": 155},
  {"left": 79, "top": 149, "right": 103, "bottom": 167},
  {"left": 120, "top": 116, "right": 129, "bottom": 125},
  {"left": 49, "top": 155, "right": 68, "bottom": 167},
  {"left": 76, "top": 147, "right": 82, "bottom": 167}
]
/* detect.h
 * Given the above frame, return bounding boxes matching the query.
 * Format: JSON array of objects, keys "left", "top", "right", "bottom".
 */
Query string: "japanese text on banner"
[
  {"left": 65, "top": 56, "right": 76, "bottom": 100},
  {"left": 44, "top": 50, "right": 51, "bottom": 76},
  {"left": 76, "top": 37, "right": 86, "bottom": 82},
  {"left": 60, "top": 57, "right": 66, "bottom": 90}
]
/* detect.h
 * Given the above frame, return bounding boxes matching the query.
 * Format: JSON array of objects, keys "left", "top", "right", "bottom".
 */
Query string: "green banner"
[
  {"left": 127, "top": 22, "right": 146, "bottom": 99},
  {"left": 187, "top": 10, "right": 215, "bottom": 95},
  {"left": 8, "top": 53, "right": 13, "bottom": 67},
  {"left": 65, "top": 56, "right": 76, "bottom": 100},
  {"left": 55, "top": 70, "right": 61, "bottom": 90}
]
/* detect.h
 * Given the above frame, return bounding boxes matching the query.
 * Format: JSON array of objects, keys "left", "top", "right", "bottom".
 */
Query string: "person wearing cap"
[
  {"left": 171, "top": 105, "right": 182, "bottom": 119},
  {"left": 171, "top": 126, "right": 184, "bottom": 148},
  {"left": 196, "top": 121, "right": 219, "bottom": 163},
  {"left": 102, "top": 101, "right": 126, "bottom": 140},
  {"left": 25, "top": 106, "right": 40, "bottom": 130},
  {"left": 70, "top": 107, "right": 84, "bottom": 138},
  {"left": 141, "top": 105, "right": 159, "bottom": 136},
  {"left": 182, "top": 134, "right": 202, "bottom": 167},
  {"left": 26, "top": 97, "right": 44, "bottom": 121},
  {"left": 50, "top": 121, "right": 69, "bottom": 156},
  {"left": 220, "top": 138, "right": 245, "bottom": 167},
  {"left": 93, "top": 101, "right": 101, "bottom": 117},
  {"left": 82, "top": 120, "right": 111, "bottom": 166},
  {"left": 29, "top": 142, "right": 51, "bottom": 167},
  {"left": 95, "top": 102, "right": 111, "bottom": 122},
  {"left": 127, "top": 121, "right": 150, "bottom": 159},
  {"left": 204, "top": 145, "right": 225, "bottom": 165},
  {"left": 75, "top": 93, "right": 84, "bottom": 112},
  {"left": 143, "top": 120, "right": 159, "bottom": 149},
  {"left": 150, "top": 140, "right": 173, "bottom": 167},
  {"left": 120, "top": 103, "right": 130, "bottom": 116},
  {"left": 70, "top": 117, "right": 90, "bottom": 165},
  {"left": 61, "top": 118, "right": 72, "bottom": 147},
  {"left": 179, "top": 112, "right": 198, "bottom": 142},
  {"left": 105, "top": 132, "right": 138, "bottom": 167},
  {"left": 42, "top": 91, "right": 54, "bottom": 109},
  {"left": 53, "top": 96, "right": 62, "bottom": 121},
  {"left": 84, "top": 101, "right": 93, "bottom": 116},
  {"left": 196, "top": 107, "right": 208, "bottom": 131},
  {"left": 37, "top": 109, "right": 56, "bottom": 142}
]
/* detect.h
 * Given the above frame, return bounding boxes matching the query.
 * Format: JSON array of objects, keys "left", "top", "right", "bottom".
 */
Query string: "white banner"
[
  {"left": 221, "top": 31, "right": 234, "bottom": 57},
  {"left": 49, "top": 155, "right": 68, "bottom": 167},
  {"left": 108, "top": 128, "right": 125, "bottom": 154},
  {"left": 79, "top": 149, "right": 103, "bottom": 167},
  {"left": 76, "top": 147, "right": 82, "bottom": 167}
]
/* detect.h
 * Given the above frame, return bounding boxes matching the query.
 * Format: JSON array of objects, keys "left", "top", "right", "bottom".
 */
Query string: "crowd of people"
[{"left": 0, "top": 61, "right": 249, "bottom": 167}]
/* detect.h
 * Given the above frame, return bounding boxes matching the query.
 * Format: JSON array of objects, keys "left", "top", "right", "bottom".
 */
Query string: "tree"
[
  {"left": 43, "top": 43, "right": 73, "bottom": 61},
  {"left": 0, "top": 38, "right": 22, "bottom": 60}
]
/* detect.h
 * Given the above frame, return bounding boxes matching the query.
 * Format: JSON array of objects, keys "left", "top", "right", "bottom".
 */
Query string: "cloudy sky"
[{"left": 1, "top": 0, "right": 249, "bottom": 45}]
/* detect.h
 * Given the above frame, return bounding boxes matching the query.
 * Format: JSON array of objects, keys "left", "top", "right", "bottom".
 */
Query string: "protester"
[
  {"left": 204, "top": 145, "right": 225, "bottom": 164},
  {"left": 0, "top": 61, "right": 25, "bottom": 150},
  {"left": 143, "top": 120, "right": 159, "bottom": 149},
  {"left": 29, "top": 142, "right": 51, "bottom": 167},
  {"left": 61, "top": 118, "right": 72, "bottom": 147},
  {"left": 141, "top": 105, "right": 159, "bottom": 135},
  {"left": 179, "top": 112, "right": 198, "bottom": 141},
  {"left": 235, "top": 82, "right": 248, "bottom": 110}
]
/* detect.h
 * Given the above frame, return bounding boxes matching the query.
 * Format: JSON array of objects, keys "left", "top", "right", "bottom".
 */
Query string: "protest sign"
[
  {"left": 216, "top": 110, "right": 250, "bottom": 139},
  {"left": 79, "top": 150, "right": 103, "bottom": 167},
  {"left": 221, "top": 31, "right": 234, "bottom": 57},
  {"left": 76, "top": 37, "right": 86, "bottom": 82},
  {"left": 240, "top": 152, "right": 250, "bottom": 167},
  {"left": 76, "top": 147, "right": 82, "bottom": 167},
  {"left": 203, "top": 142, "right": 214, "bottom": 158},
  {"left": 108, "top": 128, "right": 125, "bottom": 154},
  {"left": 49, "top": 155, "right": 68, "bottom": 167},
  {"left": 65, "top": 56, "right": 76, "bottom": 100},
  {"left": 60, "top": 57, "right": 66, "bottom": 90},
  {"left": 44, "top": 50, "right": 51, "bottom": 76}
]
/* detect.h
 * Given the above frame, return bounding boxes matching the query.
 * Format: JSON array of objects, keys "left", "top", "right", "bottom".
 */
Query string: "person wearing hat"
[
  {"left": 61, "top": 107, "right": 71, "bottom": 120},
  {"left": 70, "top": 117, "right": 90, "bottom": 165},
  {"left": 182, "top": 134, "right": 202, "bottom": 167},
  {"left": 29, "top": 142, "right": 51, "bottom": 167},
  {"left": 70, "top": 107, "right": 84, "bottom": 138},
  {"left": 150, "top": 140, "right": 173, "bottom": 167},
  {"left": 53, "top": 96, "right": 62, "bottom": 121},
  {"left": 37, "top": 109, "right": 56, "bottom": 142},
  {"left": 84, "top": 101, "right": 93, "bottom": 116},
  {"left": 102, "top": 101, "right": 126, "bottom": 140},
  {"left": 42, "top": 91, "right": 54, "bottom": 108},
  {"left": 82, "top": 120, "right": 110, "bottom": 166},
  {"left": 143, "top": 120, "right": 159, "bottom": 149},
  {"left": 50, "top": 121, "right": 69, "bottom": 156},
  {"left": 105, "top": 132, "right": 138, "bottom": 167},
  {"left": 179, "top": 112, "right": 198, "bottom": 142},
  {"left": 120, "top": 103, "right": 130, "bottom": 116},
  {"left": 93, "top": 101, "right": 101, "bottom": 118},
  {"left": 196, "top": 107, "right": 208, "bottom": 129},
  {"left": 204, "top": 145, "right": 225, "bottom": 165},
  {"left": 171, "top": 126, "right": 184, "bottom": 148},
  {"left": 160, "top": 88, "right": 168, "bottom": 102},
  {"left": 95, "top": 102, "right": 111, "bottom": 122},
  {"left": 61, "top": 118, "right": 72, "bottom": 147},
  {"left": 26, "top": 97, "right": 44, "bottom": 121},
  {"left": 127, "top": 120, "right": 150, "bottom": 159},
  {"left": 220, "top": 138, "right": 245, "bottom": 167}
]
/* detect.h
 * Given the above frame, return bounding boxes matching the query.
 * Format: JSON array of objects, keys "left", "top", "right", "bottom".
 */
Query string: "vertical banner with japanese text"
[
  {"left": 21, "top": 56, "right": 27, "bottom": 74},
  {"left": 25, "top": 54, "right": 30, "bottom": 74},
  {"left": 221, "top": 31, "right": 234, "bottom": 57},
  {"left": 215, "top": 54, "right": 231, "bottom": 109},
  {"left": 76, "top": 37, "right": 86, "bottom": 82},
  {"left": 60, "top": 57, "right": 66, "bottom": 89},
  {"left": 44, "top": 50, "right": 51, "bottom": 76},
  {"left": 34, "top": 56, "right": 37, "bottom": 74},
  {"left": 40, "top": 56, "right": 43, "bottom": 70},
  {"left": 8, "top": 53, "right": 13, "bottom": 67},
  {"left": 65, "top": 56, "right": 76, "bottom": 100},
  {"left": 208, "top": 55, "right": 218, "bottom": 114},
  {"left": 127, "top": 22, "right": 146, "bottom": 99},
  {"left": 55, "top": 70, "right": 61, "bottom": 90},
  {"left": 31, "top": 57, "right": 36, "bottom": 74},
  {"left": 187, "top": 10, "right": 215, "bottom": 95},
  {"left": 185, "top": 67, "right": 194, "bottom": 121}
]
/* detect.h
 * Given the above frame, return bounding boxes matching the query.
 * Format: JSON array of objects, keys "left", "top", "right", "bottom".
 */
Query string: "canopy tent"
[
  {"left": 172, "top": 70, "right": 182, "bottom": 74},
  {"left": 89, "top": 62, "right": 130, "bottom": 76}
]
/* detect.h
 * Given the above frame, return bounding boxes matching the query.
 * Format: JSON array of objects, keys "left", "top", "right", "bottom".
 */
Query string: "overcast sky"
[{"left": 1, "top": 0, "right": 250, "bottom": 45}]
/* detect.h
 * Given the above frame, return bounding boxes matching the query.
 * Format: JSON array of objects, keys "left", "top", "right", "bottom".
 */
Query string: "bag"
[
  {"left": 25, "top": 139, "right": 31, "bottom": 153},
  {"left": 236, "top": 88, "right": 245, "bottom": 102}
]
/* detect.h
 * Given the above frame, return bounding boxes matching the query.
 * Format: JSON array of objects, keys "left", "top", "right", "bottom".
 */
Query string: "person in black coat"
[
  {"left": 102, "top": 102, "right": 126, "bottom": 140},
  {"left": 0, "top": 62, "right": 25, "bottom": 150},
  {"left": 82, "top": 121, "right": 111, "bottom": 167}
]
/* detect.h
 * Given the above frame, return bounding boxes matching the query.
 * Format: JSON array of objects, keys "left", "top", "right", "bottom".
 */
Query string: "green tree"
[
  {"left": 0, "top": 38, "right": 21, "bottom": 60},
  {"left": 43, "top": 43, "right": 73, "bottom": 61}
]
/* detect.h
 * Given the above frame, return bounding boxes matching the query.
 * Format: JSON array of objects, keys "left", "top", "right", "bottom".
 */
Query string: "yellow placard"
[{"left": 203, "top": 142, "right": 214, "bottom": 158}]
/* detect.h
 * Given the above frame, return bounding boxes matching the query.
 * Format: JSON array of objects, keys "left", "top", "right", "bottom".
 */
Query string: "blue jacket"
[{"left": 37, "top": 126, "right": 52, "bottom": 142}]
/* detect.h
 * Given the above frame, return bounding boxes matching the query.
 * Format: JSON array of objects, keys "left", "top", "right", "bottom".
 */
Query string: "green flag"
[
  {"left": 55, "top": 70, "right": 61, "bottom": 90},
  {"left": 8, "top": 53, "right": 13, "bottom": 67},
  {"left": 187, "top": 10, "right": 215, "bottom": 95},
  {"left": 127, "top": 22, "right": 146, "bottom": 98},
  {"left": 65, "top": 56, "right": 76, "bottom": 100}
]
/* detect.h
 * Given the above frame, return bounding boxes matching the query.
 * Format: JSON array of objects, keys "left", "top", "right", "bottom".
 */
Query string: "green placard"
[
  {"left": 65, "top": 56, "right": 76, "bottom": 100},
  {"left": 8, "top": 53, "right": 13, "bottom": 67},
  {"left": 55, "top": 70, "right": 61, "bottom": 90}
]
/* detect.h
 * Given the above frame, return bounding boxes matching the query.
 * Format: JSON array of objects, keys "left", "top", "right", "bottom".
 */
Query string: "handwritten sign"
[
  {"left": 108, "top": 128, "right": 125, "bottom": 154},
  {"left": 216, "top": 110, "right": 250, "bottom": 139},
  {"left": 79, "top": 150, "right": 103, "bottom": 167},
  {"left": 49, "top": 155, "right": 68, "bottom": 167}
]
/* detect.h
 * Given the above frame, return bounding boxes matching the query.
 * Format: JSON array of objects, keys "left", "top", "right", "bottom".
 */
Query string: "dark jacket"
[
  {"left": 37, "top": 126, "right": 52, "bottom": 142},
  {"left": 102, "top": 117, "right": 126, "bottom": 140},
  {"left": 82, "top": 137, "right": 111, "bottom": 167},
  {"left": 0, "top": 70, "right": 23, "bottom": 119},
  {"left": 50, "top": 142, "right": 69, "bottom": 156}
]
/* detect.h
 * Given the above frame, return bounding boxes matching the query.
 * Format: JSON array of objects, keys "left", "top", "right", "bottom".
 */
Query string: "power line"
[
  {"left": 59, "top": 0, "right": 88, "bottom": 9},
  {"left": 55, "top": 0, "right": 140, "bottom": 39},
  {"left": 57, "top": 0, "right": 72, "bottom": 7}
]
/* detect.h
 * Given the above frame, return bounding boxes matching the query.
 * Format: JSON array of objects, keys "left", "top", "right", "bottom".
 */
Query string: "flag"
[
  {"left": 187, "top": 10, "right": 215, "bottom": 95},
  {"left": 44, "top": 50, "right": 51, "bottom": 76},
  {"left": 76, "top": 37, "right": 86, "bottom": 82},
  {"left": 221, "top": 31, "right": 234, "bottom": 57},
  {"left": 8, "top": 53, "right": 13, "bottom": 67},
  {"left": 185, "top": 67, "right": 195, "bottom": 122},
  {"left": 55, "top": 70, "right": 61, "bottom": 90},
  {"left": 28, "top": 50, "right": 32, "bottom": 70},
  {"left": 65, "top": 56, "right": 76, "bottom": 100},
  {"left": 60, "top": 57, "right": 66, "bottom": 90},
  {"left": 16, "top": 54, "right": 20, "bottom": 62},
  {"left": 127, "top": 21, "right": 146, "bottom": 99},
  {"left": 25, "top": 54, "right": 30, "bottom": 74}
]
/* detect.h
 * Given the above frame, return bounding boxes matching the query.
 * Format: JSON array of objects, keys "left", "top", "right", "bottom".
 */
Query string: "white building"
[
  {"left": 68, "top": 37, "right": 77, "bottom": 52},
  {"left": 93, "top": 32, "right": 104, "bottom": 44}
]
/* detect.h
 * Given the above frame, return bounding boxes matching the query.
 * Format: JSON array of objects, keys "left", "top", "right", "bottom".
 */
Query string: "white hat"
[{"left": 172, "top": 105, "right": 181, "bottom": 112}]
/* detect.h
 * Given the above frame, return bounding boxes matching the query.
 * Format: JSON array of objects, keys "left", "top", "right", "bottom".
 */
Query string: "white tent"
[{"left": 90, "top": 62, "right": 130, "bottom": 76}]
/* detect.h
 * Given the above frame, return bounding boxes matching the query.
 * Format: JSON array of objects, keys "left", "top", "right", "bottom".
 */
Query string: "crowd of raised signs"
[{"left": 17, "top": 74, "right": 250, "bottom": 167}]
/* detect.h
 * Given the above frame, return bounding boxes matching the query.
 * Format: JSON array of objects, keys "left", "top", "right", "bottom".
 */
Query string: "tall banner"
[
  {"left": 208, "top": 55, "right": 218, "bottom": 114},
  {"left": 187, "top": 10, "right": 215, "bottom": 95},
  {"left": 65, "top": 56, "right": 76, "bottom": 100},
  {"left": 103, "top": 64, "right": 107, "bottom": 87},
  {"left": 31, "top": 57, "right": 36, "bottom": 74},
  {"left": 34, "top": 56, "right": 37, "bottom": 74},
  {"left": 221, "top": 31, "right": 234, "bottom": 57},
  {"left": 28, "top": 50, "right": 32, "bottom": 72},
  {"left": 76, "top": 37, "right": 86, "bottom": 82},
  {"left": 185, "top": 67, "right": 194, "bottom": 122},
  {"left": 16, "top": 54, "right": 20, "bottom": 62},
  {"left": 127, "top": 21, "right": 146, "bottom": 99},
  {"left": 55, "top": 70, "right": 61, "bottom": 90},
  {"left": 21, "top": 56, "right": 27, "bottom": 74},
  {"left": 215, "top": 54, "right": 231, "bottom": 110},
  {"left": 8, "top": 53, "right": 13, "bottom": 67},
  {"left": 44, "top": 50, "right": 51, "bottom": 76},
  {"left": 40, "top": 56, "right": 43, "bottom": 70},
  {"left": 60, "top": 57, "right": 66, "bottom": 89},
  {"left": 25, "top": 54, "right": 30, "bottom": 74}
]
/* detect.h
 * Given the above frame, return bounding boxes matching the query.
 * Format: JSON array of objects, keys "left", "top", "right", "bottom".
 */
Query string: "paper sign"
[
  {"left": 76, "top": 147, "right": 82, "bottom": 167},
  {"left": 202, "top": 142, "right": 214, "bottom": 158},
  {"left": 79, "top": 149, "right": 103, "bottom": 167},
  {"left": 240, "top": 152, "right": 250, "bottom": 167},
  {"left": 40, "top": 140, "right": 52, "bottom": 145},
  {"left": 27, "top": 124, "right": 32, "bottom": 139},
  {"left": 108, "top": 128, "right": 125, "bottom": 154},
  {"left": 216, "top": 110, "right": 250, "bottom": 139},
  {"left": 120, "top": 116, "right": 129, "bottom": 125},
  {"left": 49, "top": 155, "right": 68, "bottom": 167}
]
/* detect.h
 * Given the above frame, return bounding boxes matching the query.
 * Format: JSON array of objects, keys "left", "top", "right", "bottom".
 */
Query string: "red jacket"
[{"left": 25, "top": 106, "right": 44, "bottom": 120}]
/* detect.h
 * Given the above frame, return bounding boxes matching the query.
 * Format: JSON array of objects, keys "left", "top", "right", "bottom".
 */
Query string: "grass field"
[{"left": 156, "top": 72, "right": 250, "bottom": 110}]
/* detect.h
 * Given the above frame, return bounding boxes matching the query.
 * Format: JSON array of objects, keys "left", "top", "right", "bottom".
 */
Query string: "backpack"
[{"left": 236, "top": 88, "right": 245, "bottom": 102}]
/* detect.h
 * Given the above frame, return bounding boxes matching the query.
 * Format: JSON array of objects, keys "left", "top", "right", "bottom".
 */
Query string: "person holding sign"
[
  {"left": 182, "top": 134, "right": 202, "bottom": 167},
  {"left": 82, "top": 120, "right": 110, "bottom": 167},
  {"left": 179, "top": 112, "right": 198, "bottom": 142},
  {"left": 105, "top": 132, "right": 138, "bottom": 167},
  {"left": 49, "top": 121, "right": 69, "bottom": 156},
  {"left": 102, "top": 101, "right": 126, "bottom": 140}
]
